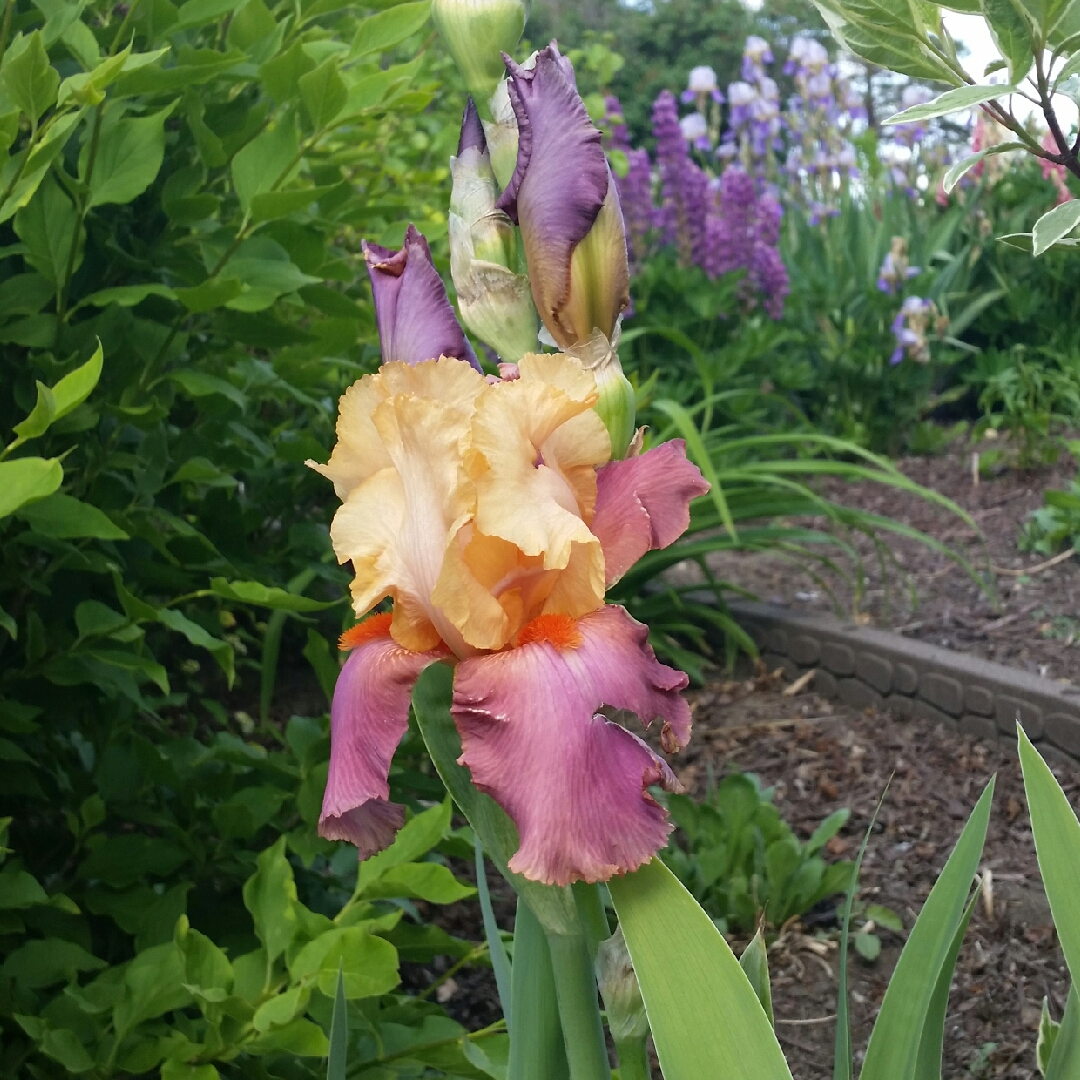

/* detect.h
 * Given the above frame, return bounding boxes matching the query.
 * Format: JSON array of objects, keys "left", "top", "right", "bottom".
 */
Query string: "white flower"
[
  {"left": 679, "top": 112, "right": 708, "bottom": 142},
  {"left": 687, "top": 65, "right": 718, "bottom": 93}
]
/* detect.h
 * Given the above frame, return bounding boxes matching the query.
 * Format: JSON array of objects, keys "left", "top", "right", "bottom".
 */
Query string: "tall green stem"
[
  {"left": 508, "top": 899, "right": 569, "bottom": 1080},
  {"left": 613, "top": 1037, "right": 652, "bottom": 1080},
  {"left": 546, "top": 930, "right": 612, "bottom": 1080}
]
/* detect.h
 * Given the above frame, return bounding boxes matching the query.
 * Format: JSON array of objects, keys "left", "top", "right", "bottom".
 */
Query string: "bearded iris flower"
[{"left": 309, "top": 346, "right": 708, "bottom": 887}]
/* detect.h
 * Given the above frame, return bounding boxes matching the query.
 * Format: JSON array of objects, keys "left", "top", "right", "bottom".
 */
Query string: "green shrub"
[{"left": 660, "top": 772, "right": 855, "bottom": 933}]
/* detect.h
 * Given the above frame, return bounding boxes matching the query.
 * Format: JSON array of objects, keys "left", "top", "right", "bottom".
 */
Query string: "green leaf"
[
  {"left": 355, "top": 799, "right": 452, "bottom": 892},
  {"left": 157, "top": 608, "right": 235, "bottom": 686},
  {"left": 57, "top": 47, "right": 131, "bottom": 107},
  {"left": 17, "top": 493, "right": 128, "bottom": 539},
  {"left": 232, "top": 115, "right": 299, "bottom": 212},
  {"left": 176, "top": 916, "right": 234, "bottom": 996},
  {"left": 1032, "top": 199, "right": 1080, "bottom": 255},
  {"left": 50, "top": 344, "right": 104, "bottom": 420},
  {"left": 298, "top": 58, "right": 347, "bottom": 129},
  {"left": 247, "top": 1017, "right": 328, "bottom": 1056},
  {"left": 39, "top": 1028, "right": 95, "bottom": 1073},
  {"left": 175, "top": 277, "right": 244, "bottom": 313},
  {"left": 249, "top": 183, "right": 340, "bottom": 222},
  {"left": 0, "top": 110, "right": 83, "bottom": 224},
  {"left": 883, "top": 83, "right": 1017, "bottom": 125},
  {"left": 212, "top": 577, "right": 337, "bottom": 610},
  {"left": 253, "top": 986, "right": 309, "bottom": 1031},
  {"left": 981, "top": 0, "right": 1035, "bottom": 81},
  {"left": 170, "top": 370, "right": 248, "bottom": 409},
  {"left": 358, "top": 862, "right": 475, "bottom": 903},
  {"left": 80, "top": 283, "right": 178, "bottom": 308},
  {"left": 0, "top": 866, "right": 48, "bottom": 908},
  {"left": 1, "top": 32, "right": 60, "bottom": 121},
  {"left": 739, "top": 929, "right": 774, "bottom": 1026},
  {"left": 303, "top": 628, "right": 339, "bottom": 705},
  {"left": 87, "top": 107, "right": 171, "bottom": 207},
  {"left": 0, "top": 457, "right": 63, "bottom": 518},
  {"left": 476, "top": 837, "right": 513, "bottom": 1031},
  {"left": 350, "top": 1, "right": 430, "bottom": 57},
  {"left": 290, "top": 926, "right": 400, "bottom": 998},
  {"left": 174, "top": 0, "right": 244, "bottom": 31},
  {"left": 243, "top": 837, "right": 298, "bottom": 963},
  {"left": 859, "top": 779, "right": 994, "bottom": 1080},
  {"left": 854, "top": 932, "right": 881, "bottom": 961},
  {"left": 259, "top": 39, "right": 316, "bottom": 101},
  {"left": 1046, "top": 987, "right": 1080, "bottom": 1078},
  {"left": 1, "top": 938, "right": 105, "bottom": 988},
  {"left": 1018, "top": 729, "right": 1080, "bottom": 983},
  {"left": 608, "top": 859, "right": 793, "bottom": 1080},
  {"left": 112, "top": 941, "right": 193, "bottom": 1032},
  {"left": 14, "top": 173, "right": 80, "bottom": 286},
  {"left": 942, "top": 142, "right": 1026, "bottom": 192},
  {"left": 327, "top": 965, "right": 348, "bottom": 1080}
]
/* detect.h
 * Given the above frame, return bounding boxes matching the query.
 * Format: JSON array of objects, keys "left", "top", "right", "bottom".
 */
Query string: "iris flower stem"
[
  {"left": 571, "top": 881, "right": 610, "bottom": 959},
  {"left": 545, "top": 930, "right": 613, "bottom": 1080},
  {"left": 508, "top": 899, "right": 570, "bottom": 1080},
  {"left": 613, "top": 1036, "right": 652, "bottom": 1080}
]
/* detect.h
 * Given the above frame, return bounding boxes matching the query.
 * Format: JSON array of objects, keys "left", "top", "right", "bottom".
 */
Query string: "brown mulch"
[
  {"left": 410, "top": 672, "right": 1079, "bottom": 1080},
  {"left": 682, "top": 438, "right": 1080, "bottom": 681}
]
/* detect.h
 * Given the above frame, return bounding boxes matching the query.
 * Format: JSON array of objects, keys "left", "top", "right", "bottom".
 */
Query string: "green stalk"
[
  {"left": 613, "top": 1036, "right": 652, "bottom": 1080},
  {"left": 508, "top": 899, "right": 569, "bottom": 1080},
  {"left": 545, "top": 930, "right": 612, "bottom": 1080},
  {"left": 571, "top": 881, "right": 610, "bottom": 959}
]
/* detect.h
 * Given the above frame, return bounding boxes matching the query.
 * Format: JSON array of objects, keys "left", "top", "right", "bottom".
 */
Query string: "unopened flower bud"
[
  {"left": 449, "top": 100, "right": 539, "bottom": 361},
  {"left": 567, "top": 326, "right": 635, "bottom": 459},
  {"left": 595, "top": 926, "right": 649, "bottom": 1042},
  {"left": 484, "top": 77, "right": 520, "bottom": 190},
  {"left": 432, "top": 0, "right": 527, "bottom": 120}
]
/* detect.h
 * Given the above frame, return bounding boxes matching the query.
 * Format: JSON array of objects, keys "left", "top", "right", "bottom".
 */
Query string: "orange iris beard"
[{"left": 515, "top": 613, "right": 583, "bottom": 650}]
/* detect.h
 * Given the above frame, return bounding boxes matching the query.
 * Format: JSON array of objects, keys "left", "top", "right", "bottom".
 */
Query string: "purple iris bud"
[
  {"left": 363, "top": 224, "right": 480, "bottom": 370},
  {"left": 497, "top": 42, "right": 629, "bottom": 349}
]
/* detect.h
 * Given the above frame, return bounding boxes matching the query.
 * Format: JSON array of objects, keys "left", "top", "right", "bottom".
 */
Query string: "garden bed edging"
[{"left": 722, "top": 599, "right": 1080, "bottom": 768}]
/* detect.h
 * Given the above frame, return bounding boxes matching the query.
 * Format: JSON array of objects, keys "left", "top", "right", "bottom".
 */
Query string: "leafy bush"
[{"left": 660, "top": 772, "right": 854, "bottom": 933}]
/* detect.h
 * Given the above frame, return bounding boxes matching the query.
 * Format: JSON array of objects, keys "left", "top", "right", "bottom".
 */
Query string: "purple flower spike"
[
  {"left": 497, "top": 42, "right": 628, "bottom": 348},
  {"left": 363, "top": 224, "right": 481, "bottom": 370}
]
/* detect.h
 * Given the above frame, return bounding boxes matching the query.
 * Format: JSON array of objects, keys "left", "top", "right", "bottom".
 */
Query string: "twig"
[
  {"left": 775, "top": 1014, "right": 838, "bottom": 1026},
  {"left": 992, "top": 549, "right": 1075, "bottom": 578},
  {"left": 713, "top": 716, "right": 841, "bottom": 737}
]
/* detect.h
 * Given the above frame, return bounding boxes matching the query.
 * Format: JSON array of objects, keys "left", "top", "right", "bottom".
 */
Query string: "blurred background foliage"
[{"left": 2, "top": 0, "right": 1079, "bottom": 1073}]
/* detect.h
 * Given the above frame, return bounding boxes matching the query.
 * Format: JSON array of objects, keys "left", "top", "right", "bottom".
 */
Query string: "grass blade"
[
  {"left": 326, "top": 963, "right": 347, "bottom": 1080},
  {"left": 1018, "top": 727, "right": 1080, "bottom": 986},
  {"left": 1046, "top": 985, "right": 1080, "bottom": 1079},
  {"left": 913, "top": 889, "right": 979, "bottom": 1080},
  {"left": 834, "top": 787, "right": 889, "bottom": 1080},
  {"left": 476, "top": 835, "right": 514, "bottom": 1034},
  {"left": 609, "top": 858, "right": 793, "bottom": 1080},
  {"left": 859, "top": 778, "right": 995, "bottom": 1080}
]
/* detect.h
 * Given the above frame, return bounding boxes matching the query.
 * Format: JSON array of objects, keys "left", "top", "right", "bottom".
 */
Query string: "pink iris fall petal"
[
  {"left": 450, "top": 605, "right": 691, "bottom": 886},
  {"left": 319, "top": 616, "right": 446, "bottom": 858},
  {"left": 592, "top": 439, "right": 710, "bottom": 586},
  {"left": 363, "top": 224, "right": 481, "bottom": 371}
]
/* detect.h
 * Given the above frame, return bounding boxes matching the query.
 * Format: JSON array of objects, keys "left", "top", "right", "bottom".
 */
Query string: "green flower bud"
[
  {"left": 484, "top": 76, "right": 520, "bottom": 189},
  {"left": 431, "top": 0, "right": 527, "bottom": 119},
  {"left": 595, "top": 926, "right": 649, "bottom": 1042},
  {"left": 567, "top": 326, "right": 635, "bottom": 459},
  {"left": 449, "top": 102, "right": 538, "bottom": 361}
]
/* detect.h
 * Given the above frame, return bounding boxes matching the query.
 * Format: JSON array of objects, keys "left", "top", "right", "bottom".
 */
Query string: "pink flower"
[{"left": 312, "top": 357, "right": 708, "bottom": 885}]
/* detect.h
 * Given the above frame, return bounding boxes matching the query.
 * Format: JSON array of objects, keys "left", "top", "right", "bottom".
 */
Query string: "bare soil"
[
  {"left": 680, "top": 440, "right": 1080, "bottom": 683},
  {"left": 414, "top": 672, "right": 1080, "bottom": 1079}
]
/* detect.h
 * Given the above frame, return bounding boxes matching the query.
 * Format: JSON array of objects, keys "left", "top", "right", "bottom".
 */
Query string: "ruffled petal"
[
  {"left": 469, "top": 353, "right": 609, "bottom": 577},
  {"left": 495, "top": 44, "right": 613, "bottom": 349},
  {"left": 309, "top": 359, "right": 486, "bottom": 501},
  {"left": 592, "top": 440, "right": 710, "bottom": 586},
  {"left": 363, "top": 224, "right": 480, "bottom": 370},
  {"left": 320, "top": 617, "right": 446, "bottom": 858},
  {"left": 451, "top": 604, "right": 691, "bottom": 885}
]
